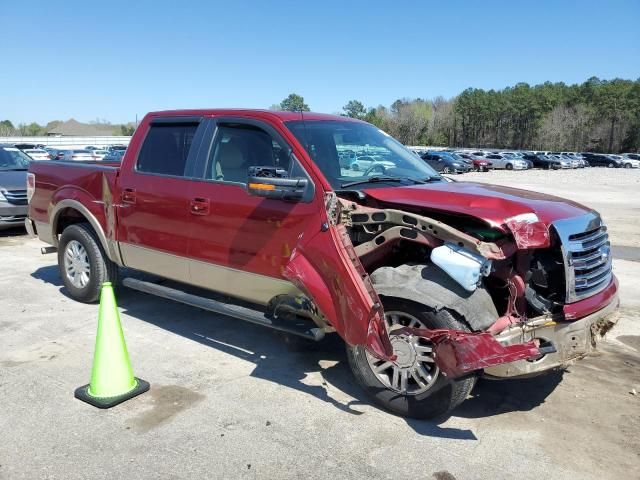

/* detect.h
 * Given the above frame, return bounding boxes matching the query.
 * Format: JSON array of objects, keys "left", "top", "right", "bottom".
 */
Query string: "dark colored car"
[
  {"left": 582, "top": 153, "right": 621, "bottom": 168},
  {"left": 523, "top": 154, "right": 563, "bottom": 170},
  {"left": 13, "top": 143, "right": 37, "bottom": 150},
  {"left": 420, "top": 152, "right": 471, "bottom": 174}
]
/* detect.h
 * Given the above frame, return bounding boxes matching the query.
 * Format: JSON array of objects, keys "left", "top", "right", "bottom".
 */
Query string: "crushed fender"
[{"left": 392, "top": 327, "right": 542, "bottom": 378}]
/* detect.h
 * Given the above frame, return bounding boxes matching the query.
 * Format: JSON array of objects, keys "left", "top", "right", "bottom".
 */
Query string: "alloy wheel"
[
  {"left": 365, "top": 311, "right": 439, "bottom": 395},
  {"left": 64, "top": 240, "right": 91, "bottom": 288}
]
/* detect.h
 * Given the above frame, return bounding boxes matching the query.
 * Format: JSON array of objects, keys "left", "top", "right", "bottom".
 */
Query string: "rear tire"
[
  {"left": 346, "top": 297, "right": 476, "bottom": 419},
  {"left": 58, "top": 223, "right": 119, "bottom": 303}
]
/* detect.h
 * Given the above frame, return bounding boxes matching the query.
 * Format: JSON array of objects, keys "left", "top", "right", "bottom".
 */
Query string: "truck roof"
[{"left": 145, "top": 109, "right": 362, "bottom": 123}]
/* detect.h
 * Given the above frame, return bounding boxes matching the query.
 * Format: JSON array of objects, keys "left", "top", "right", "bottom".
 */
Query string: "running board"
[{"left": 122, "top": 277, "right": 325, "bottom": 341}]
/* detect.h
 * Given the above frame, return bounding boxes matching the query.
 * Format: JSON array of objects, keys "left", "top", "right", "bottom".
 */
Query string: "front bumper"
[
  {"left": 483, "top": 289, "right": 620, "bottom": 378},
  {"left": 0, "top": 203, "right": 28, "bottom": 229}
]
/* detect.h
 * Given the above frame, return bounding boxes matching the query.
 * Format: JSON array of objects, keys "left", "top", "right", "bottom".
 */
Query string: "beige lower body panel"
[{"left": 119, "top": 243, "right": 301, "bottom": 306}]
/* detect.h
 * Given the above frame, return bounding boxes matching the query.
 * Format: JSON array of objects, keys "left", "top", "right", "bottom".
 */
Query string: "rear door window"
[{"left": 137, "top": 122, "right": 199, "bottom": 176}]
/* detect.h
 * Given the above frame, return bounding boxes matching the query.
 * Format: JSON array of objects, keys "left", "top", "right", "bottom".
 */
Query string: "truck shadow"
[{"left": 32, "top": 264, "right": 563, "bottom": 439}]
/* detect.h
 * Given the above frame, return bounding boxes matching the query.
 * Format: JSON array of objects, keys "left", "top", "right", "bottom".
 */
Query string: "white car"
[
  {"left": 23, "top": 149, "right": 51, "bottom": 161},
  {"left": 91, "top": 149, "right": 109, "bottom": 161},
  {"left": 61, "top": 149, "right": 94, "bottom": 161},
  {"left": 613, "top": 154, "right": 640, "bottom": 168},
  {"left": 350, "top": 156, "right": 395, "bottom": 172},
  {"left": 484, "top": 153, "right": 528, "bottom": 170}
]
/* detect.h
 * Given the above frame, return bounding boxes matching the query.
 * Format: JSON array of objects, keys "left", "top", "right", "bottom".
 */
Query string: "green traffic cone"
[{"left": 75, "top": 282, "right": 149, "bottom": 408}]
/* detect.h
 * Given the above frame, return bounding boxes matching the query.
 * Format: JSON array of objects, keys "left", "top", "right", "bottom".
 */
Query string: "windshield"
[
  {"left": 0, "top": 147, "right": 32, "bottom": 170},
  {"left": 286, "top": 120, "right": 440, "bottom": 189}
]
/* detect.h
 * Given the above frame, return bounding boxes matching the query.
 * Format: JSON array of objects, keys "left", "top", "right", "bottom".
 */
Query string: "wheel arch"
[
  {"left": 51, "top": 200, "right": 122, "bottom": 265},
  {"left": 370, "top": 263, "right": 499, "bottom": 332}
]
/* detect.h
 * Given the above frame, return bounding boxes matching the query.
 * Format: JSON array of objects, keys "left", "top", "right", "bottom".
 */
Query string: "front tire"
[
  {"left": 505, "top": 163, "right": 513, "bottom": 170},
  {"left": 58, "top": 223, "right": 119, "bottom": 303},
  {"left": 346, "top": 297, "right": 476, "bottom": 419}
]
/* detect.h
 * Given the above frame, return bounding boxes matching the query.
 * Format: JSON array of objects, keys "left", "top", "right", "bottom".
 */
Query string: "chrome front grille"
[
  {"left": 1, "top": 189, "right": 28, "bottom": 205},
  {"left": 553, "top": 213, "right": 613, "bottom": 303}
]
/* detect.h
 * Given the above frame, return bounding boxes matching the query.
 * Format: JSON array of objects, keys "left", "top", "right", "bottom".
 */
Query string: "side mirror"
[{"left": 246, "top": 166, "right": 308, "bottom": 201}]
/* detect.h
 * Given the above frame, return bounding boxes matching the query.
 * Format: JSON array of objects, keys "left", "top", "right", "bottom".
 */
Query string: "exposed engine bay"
[{"left": 333, "top": 192, "right": 566, "bottom": 334}]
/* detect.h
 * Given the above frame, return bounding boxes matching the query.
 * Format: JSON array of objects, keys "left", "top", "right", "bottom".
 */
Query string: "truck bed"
[{"left": 28, "top": 160, "right": 121, "bottom": 243}]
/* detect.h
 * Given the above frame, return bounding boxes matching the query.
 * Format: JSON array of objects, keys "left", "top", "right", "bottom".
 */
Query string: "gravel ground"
[
  {"left": 460, "top": 167, "right": 640, "bottom": 250},
  {"left": 1, "top": 168, "right": 639, "bottom": 480}
]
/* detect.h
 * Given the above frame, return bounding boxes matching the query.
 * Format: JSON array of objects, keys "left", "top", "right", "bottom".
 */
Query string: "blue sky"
[{"left": 2, "top": 0, "right": 639, "bottom": 124}]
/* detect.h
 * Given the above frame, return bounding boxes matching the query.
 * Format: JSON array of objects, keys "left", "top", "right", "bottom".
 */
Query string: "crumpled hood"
[{"left": 363, "top": 181, "right": 592, "bottom": 230}]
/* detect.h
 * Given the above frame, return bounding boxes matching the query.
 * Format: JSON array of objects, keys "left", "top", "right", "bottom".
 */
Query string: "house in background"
[{"left": 46, "top": 119, "right": 119, "bottom": 137}]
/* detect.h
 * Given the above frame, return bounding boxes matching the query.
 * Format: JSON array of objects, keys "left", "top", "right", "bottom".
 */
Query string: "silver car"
[
  {"left": 484, "top": 153, "right": 528, "bottom": 170},
  {"left": 0, "top": 145, "right": 30, "bottom": 230}
]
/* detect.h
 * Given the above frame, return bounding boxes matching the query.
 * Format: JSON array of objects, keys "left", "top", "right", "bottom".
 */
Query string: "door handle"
[
  {"left": 190, "top": 197, "right": 210, "bottom": 215},
  {"left": 122, "top": 188, "right": 136, "bottom": 204}
]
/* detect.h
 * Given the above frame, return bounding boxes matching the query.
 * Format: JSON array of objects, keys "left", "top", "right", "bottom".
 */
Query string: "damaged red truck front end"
[{"left": 28, "top": 109, "right": 619, "bottom": 418}]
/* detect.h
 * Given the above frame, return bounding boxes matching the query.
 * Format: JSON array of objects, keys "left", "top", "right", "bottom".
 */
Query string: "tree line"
[
  {"left": 274, "top": 78, "right": 640, "bottom": 153},
  {"left": 0, "top": 119, "right": 135, "bottom": 137}
]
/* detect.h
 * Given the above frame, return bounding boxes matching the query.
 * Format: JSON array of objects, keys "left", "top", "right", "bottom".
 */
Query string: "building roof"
[{"left": 47, "top": 119, "right": 118, "bottom": 136}]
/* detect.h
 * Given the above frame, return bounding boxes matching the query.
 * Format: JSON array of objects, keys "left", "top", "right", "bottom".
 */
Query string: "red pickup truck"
[{"left": 26, "top": 109, "right": 619, "bottom": 418}]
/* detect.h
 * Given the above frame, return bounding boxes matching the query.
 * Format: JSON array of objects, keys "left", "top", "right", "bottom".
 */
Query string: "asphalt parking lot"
[{"left": 1, "top": 169, "right": 639, "bottom": 480}]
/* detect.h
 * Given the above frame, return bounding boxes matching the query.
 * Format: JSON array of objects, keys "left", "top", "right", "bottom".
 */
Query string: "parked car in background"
[
  {"left": 102, "top": 150, "right": 126, "bottom": 162},
  {"left": 338, "top": 149, "right": 358, "bottom": 168},
  {"left": 484, "top": 153, "right": 528, "bottom": 170},
  {"left": 608, "top": 154, "right": 639, "bottom": 168},
  {"left": 522, "top": 153, "right": 563, "bottom": 169},
  {"left": 559, "top": 154, "right": 581, "bottom": 168},
  {"left": 91, "top": 149, "right": 109, "bottom": 161},
  {"left": 13, "top": 143, "right": 37, "bottom": 150},
  {"left": 582, "top": 153, "right": 622, "bottom": 168},
  {"left": 23, "top": 149, "right": 52, "bottom": 161},
  {"left": 501, "top": 152, "right": 533, "bottom": 169},
  {"left": 0, "top": 145, "right": 30, "bottom": 230},
  {"left": 84, "top": 146, "right": 99, "bottom": 151},
  {"left": 457, "top": 153, "right": 492, "bottom": 171},
  {"left": 622, "top": 153, "right": 640, "bottom": 161},
  {"left": 60, "top": 149, "right": 94, "bottom": 161},
  {"left": 421, "top": 152, "right": 471, "bottom": 173},
  {"left": 350, "top": 156, "right": 395, "bottom": 173},
  {"left": 106, "top": 144, "right": 128, "bottom": 152}
]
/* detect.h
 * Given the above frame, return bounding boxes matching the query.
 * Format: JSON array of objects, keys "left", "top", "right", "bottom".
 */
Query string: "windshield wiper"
[
  {"left": 340, "top": 176, "right": 406, "bottom": 188},
  {"left": 340, "top": 175, "right": 440, "bottom": 188},
  {"left": 0, "top": 168, "right": 28, "bottom": 171}
]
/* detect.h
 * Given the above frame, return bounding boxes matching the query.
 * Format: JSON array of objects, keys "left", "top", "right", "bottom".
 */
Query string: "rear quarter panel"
[{"left": 29, "top": 161, "right": 120, "bottom": 245}]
